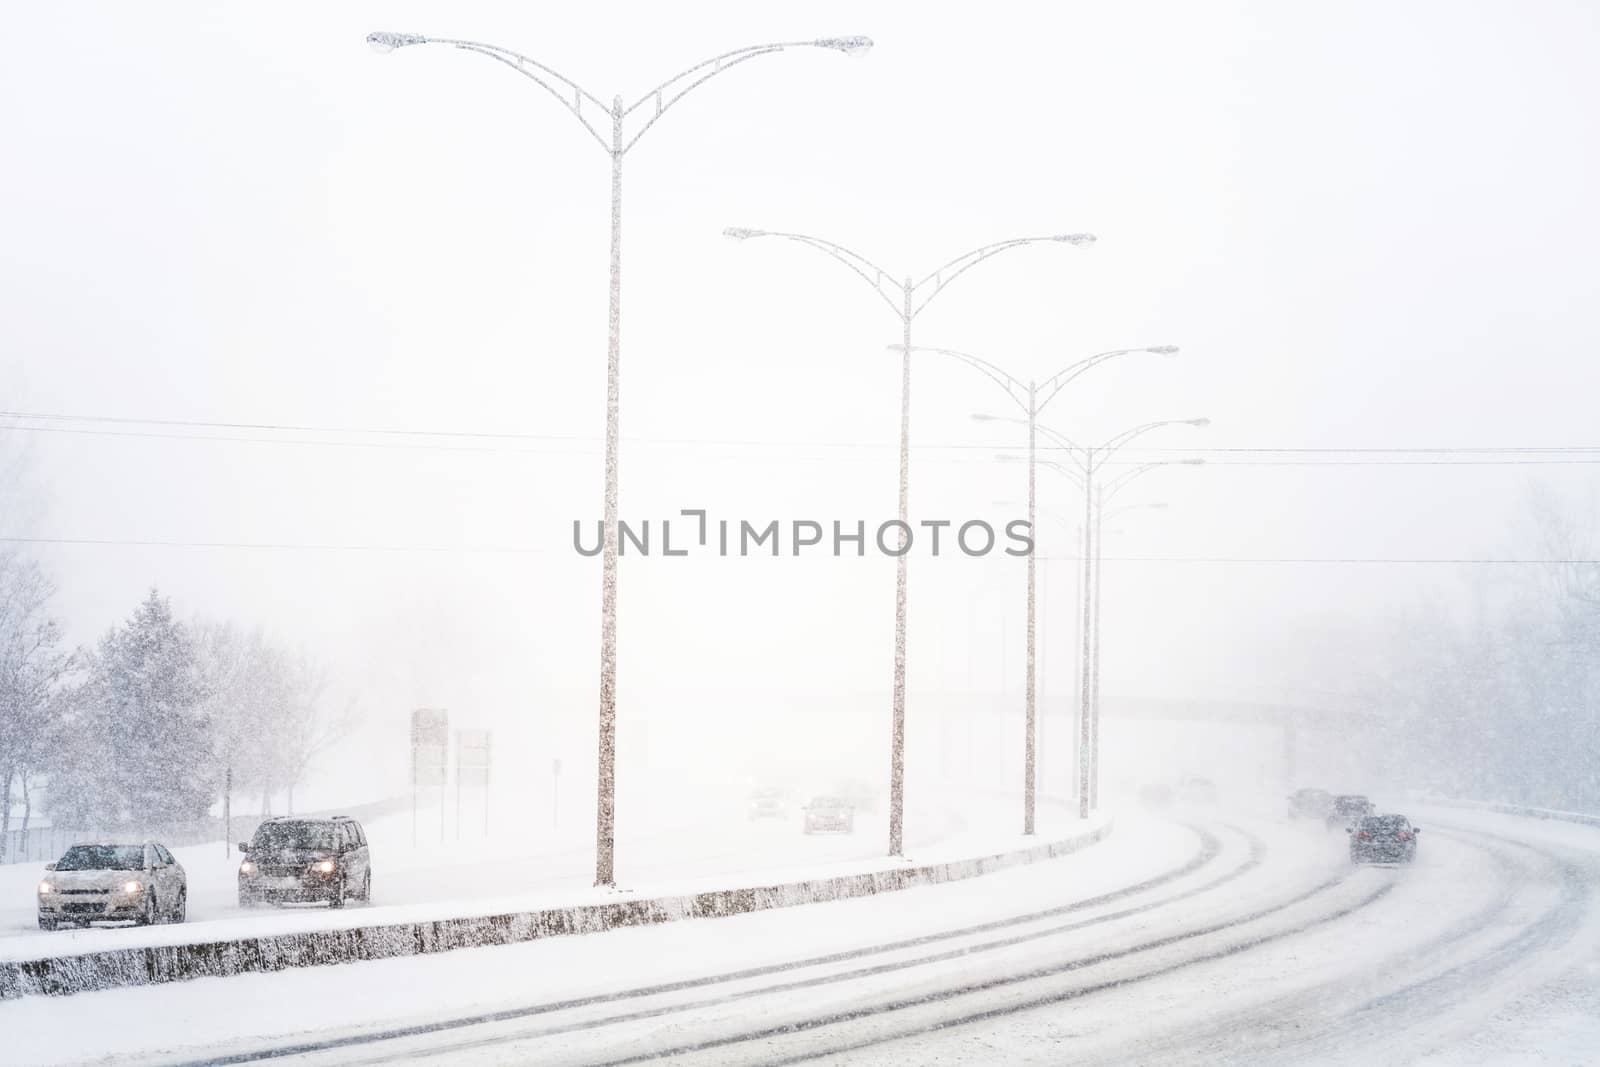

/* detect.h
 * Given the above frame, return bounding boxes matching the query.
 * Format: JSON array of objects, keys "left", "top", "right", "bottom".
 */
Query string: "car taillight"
[
  {"left": 1396, "top": 832, "right": 1412, "bottom": 840},
  {"left": 1357, "top": 831, "right": 1372, "bottom": 839}
]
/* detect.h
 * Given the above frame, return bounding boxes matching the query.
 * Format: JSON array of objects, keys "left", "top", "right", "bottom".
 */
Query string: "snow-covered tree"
[
  {"left": 49, "top": 589, "right": 215, "bottom": 828},
  {"left": 0, "top": 550, "right": 68, "bottom": 858}
]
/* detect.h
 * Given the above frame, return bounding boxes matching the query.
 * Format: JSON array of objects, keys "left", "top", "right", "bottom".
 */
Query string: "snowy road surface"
[
  {"left": 0, "top": 784, "right": 993, "bottom": 958},
  {"left": 5, "top": 803, "right": 1597, "bottom": 1065}
]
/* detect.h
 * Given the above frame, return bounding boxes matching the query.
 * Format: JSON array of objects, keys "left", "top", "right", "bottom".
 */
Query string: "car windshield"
[
  {"left": 54, "top": 845, "right": 145, "bottom": 871},
  {"left": 252, "top": 822, "right": 336, "bottom": 851},
  {"left": 1335, "top": 797, "right": 1368, "bottom": 810},
  {"left": 811, "top": 798, "right": 849, "bottom": 809},
  {"left": 1360, "top": 816, "right": 1410, "bottom": 833}
]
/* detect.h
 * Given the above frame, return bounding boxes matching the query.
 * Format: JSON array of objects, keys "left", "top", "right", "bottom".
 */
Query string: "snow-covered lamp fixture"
[
  {"left": 367, "top": 32, "right": 427, "bottom": 54},
  {"left": 1146, "top": 345, "right": 1180, "bottom": 355},
  {"left": 722, "top": 227, "right": 765, "bottom": 241},
  {"left": 813, "top": 36, "right": 874, "bottom": 56},
  {"left": 1052, "top": 233, "right": 1097, "bottom": 245}
]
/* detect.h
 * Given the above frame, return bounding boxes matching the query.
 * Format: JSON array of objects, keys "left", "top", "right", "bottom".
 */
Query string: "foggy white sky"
[{"left": 5, "top": 1, "right": 1600, "bottom": 794}]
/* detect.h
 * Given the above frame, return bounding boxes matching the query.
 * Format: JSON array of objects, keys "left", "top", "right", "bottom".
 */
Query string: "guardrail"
[
  {"left": 0, "top": 816, "right": 1113, "bottom": 1000},
  {"left": 1420, "top": 796, "right": 1600, "bottom": 829},
  {"left": 0, "top": 826, "right": 81, "bottom": 866},
  {"left": 0, "top": 795, "right": 415, "bottom": 867}
]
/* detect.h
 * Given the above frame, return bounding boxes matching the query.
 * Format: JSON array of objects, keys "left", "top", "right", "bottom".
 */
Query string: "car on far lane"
[
  {"left": 238, "top": 815, "right": 372, "bottom": 908},
  {"left": 1348, "top": 814, "right": 1421, "bottom": 864},
  {"left": 1180, "top": 777, "right": 1220, "bottom": 805},
  {"left": 1288, "top": 787, "right": 1334, "bottom": 820},
  {"left": 36, "top": 842, "right": 187, "bottom": 930},
  {"left": 802, "top": 797, "right": 856, "bottom": 834},
  {"left": 1139, "top": 783, "right": 1176, "bottom": 809},
  {"left": 1327, "top": 794, "right": 1376, "bottom": 830},
  {"left": 747, "top": 786, "right": 792, "bottom": 821}
]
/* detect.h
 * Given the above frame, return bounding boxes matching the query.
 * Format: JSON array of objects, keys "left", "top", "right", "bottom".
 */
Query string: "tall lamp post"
[
  {"left": 1089, "top": 459, "right": 1203, "bottom": 807},
  {"left": 368, "top": 30, "right": 872, "bottom": 887},
  {"left": 1015, "top": 419, "right": 1207, "bottom": 816},
  {"left": 724, "top": 228, "right": 1096, "bottom": 856},
  {"left": 902, "top": 344, "right": 1173, "bottom": 834}
]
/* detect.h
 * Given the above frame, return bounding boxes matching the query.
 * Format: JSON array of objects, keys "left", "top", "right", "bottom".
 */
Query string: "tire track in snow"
[
  {"left": 579, "top": 862, "right": 1392, "bottom": 1067},
  {"left": 155, "top": 821, "right": 1240, "bottom": 1067},
  {"left": 1078, "top": 821, "right": 1596, "bottom": 1067}
]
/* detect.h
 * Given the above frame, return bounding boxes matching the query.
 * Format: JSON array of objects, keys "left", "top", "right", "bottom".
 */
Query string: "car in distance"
[
  {"left": 832, "top": 777, "right": 880, "bottom": 814},
  {"left": 1139, "top": 783, "right": 1176, "bottom": 809},
  {"left": 238, "top": 815, "right": 372, "bottom": 908},
  {"left": 802, "top": 797, "right": 856, "bottom": 834},
  {"left": 1180, "top": 777, "right": 1220, "bottom": 805},
  {"left": 36, "top": 842, "right": 187, "bottom": 930},
  {"left": 1287, "top": 788, "right": 1334, "bottom": 820},
  {"left": 1327, "top": 793, "right": 1376, "bottom": 830},
  {"left": 1348, "top": 814, "right": 1421, "bottom": 864},
  {"left": 747, "top": 786, "right": 792, "bottom": 821}
]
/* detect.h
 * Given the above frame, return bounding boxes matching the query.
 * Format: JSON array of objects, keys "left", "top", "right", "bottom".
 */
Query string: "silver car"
[
  {"left": 802, "top": 797, "right": 856, "bottom": 834},
  {"left": 36, "top": 842, "right": 188, "bottom": 930}
]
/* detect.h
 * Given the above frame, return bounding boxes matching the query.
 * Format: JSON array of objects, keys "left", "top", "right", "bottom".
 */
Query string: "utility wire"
[
  {"left": 7, "top": 410, "right": 1600, "bottom": 457},
  {"left": 8, "top": 422, "right": 1600, "bottom": 466},
  {"left": 4, "top": 536, "right": 1596, "bottom": 564}
]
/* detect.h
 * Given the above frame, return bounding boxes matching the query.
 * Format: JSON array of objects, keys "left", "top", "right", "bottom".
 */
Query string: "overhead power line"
[
  {"left": 3, "top": 536, "right": 1596, "bottom": 565},
  {"left": 8, "top": 412, "right": 1600, "bottom": 465}
]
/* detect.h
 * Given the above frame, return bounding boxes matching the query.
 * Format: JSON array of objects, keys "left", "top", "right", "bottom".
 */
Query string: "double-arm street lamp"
[
  {"left": 1019, "top": 419, "right": 1207, "bottom": 816},
  {"left": 1088, "top": 459, "right": 1203, "bottom": 807},
  {"left": 723, "top": 228, "right": 1095, "bottom": 856},
  {"left": 903, "top": 344, "right": 1175, "bottom": 834},
  {"left": 368, "top": 30, "right": 872, "bottom": 887}
]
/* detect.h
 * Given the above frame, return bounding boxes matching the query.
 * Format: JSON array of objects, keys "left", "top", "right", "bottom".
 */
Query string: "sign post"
[
  {"left": 456, "top": 729, "right": 492, "bottom": 839},
  {"left": 552, "top": 757, "right": 562, "bottom": 832},
  {"left": 410, "top": 709, "right": 449, "bottom": 846}
]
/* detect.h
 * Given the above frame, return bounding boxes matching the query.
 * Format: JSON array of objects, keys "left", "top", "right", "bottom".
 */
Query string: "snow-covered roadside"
[
  {"left": 0, "top": 780, "right": 1028, "bottom": 959},
  {"left": 0, "top": 811, "right": 1185, "bottom": 1067},
  {"left": 0, "top": 790, "right": 1107, "bottom": 996}
]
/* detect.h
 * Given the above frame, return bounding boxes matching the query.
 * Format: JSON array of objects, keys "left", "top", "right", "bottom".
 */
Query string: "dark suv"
[
  {"left": 238, "top": 816, "right": 372, "bottom": 908},
  {"left": 1349, "top": 814, "right": 1420, "bottom": 864}
]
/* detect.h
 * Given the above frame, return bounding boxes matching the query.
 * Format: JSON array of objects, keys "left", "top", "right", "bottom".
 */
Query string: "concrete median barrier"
[{"left": 0, "top": 817, "right": 1113, "bottom": 999}]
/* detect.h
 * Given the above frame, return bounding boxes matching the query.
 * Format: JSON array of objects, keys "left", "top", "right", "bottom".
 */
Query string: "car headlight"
[
  {"left": 239, "top": 861, "right": 256, "bottom": 875},
  {"left": 123, "top": 880, "right": 144, "bottom": 895},
  {"left": 314, "top": 860, "right": 335, "bottom": 874},
  {"left": 38, "top": 881, "right": 52, "bottom": 895}
]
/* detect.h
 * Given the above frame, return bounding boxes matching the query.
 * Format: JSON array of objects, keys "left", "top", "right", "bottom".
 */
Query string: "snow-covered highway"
[{"left": 6, "top": 802, "right": 1596, "bottom": 1066}]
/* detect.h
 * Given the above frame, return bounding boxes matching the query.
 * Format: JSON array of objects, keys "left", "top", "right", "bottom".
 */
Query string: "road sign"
[
  {"left": 411, "top": 708, "right": 448, "bottom": 787},
  {"left": 457, "top": 729, "right": 492, "bottom": 787}
]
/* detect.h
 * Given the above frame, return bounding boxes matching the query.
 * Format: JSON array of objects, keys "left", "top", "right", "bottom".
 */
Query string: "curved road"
[{"left": 6, "top": 805, "right": 1598, "bottom": 1066}]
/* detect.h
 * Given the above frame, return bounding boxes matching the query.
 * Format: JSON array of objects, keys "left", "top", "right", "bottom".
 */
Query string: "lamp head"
[
  {"left": 367, "top": 31, "right": 426, "bottom": 53},
  {"left": 1181, "top": 458, "right": 1206, "bottom": 466},
  {"left": 1147, "top": 345, "right": 1180, "bottom": 356},
  {"left": 1052, "top": 233, "right": 1097, "bottom": 246},
  {"left": 722, "top": 227, "right": 764, "bottom": 241},
  {"left": 1186, "top": 418, "right": 1211, "bottom": 427},
  {"left": 814, "top": 36, "right": 874, "bottom": 56}
]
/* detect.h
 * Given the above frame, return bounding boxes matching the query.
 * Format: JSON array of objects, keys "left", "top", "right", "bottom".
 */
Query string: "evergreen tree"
[{"left": 49, "top": 589, "right": 215, "bottom": 828}]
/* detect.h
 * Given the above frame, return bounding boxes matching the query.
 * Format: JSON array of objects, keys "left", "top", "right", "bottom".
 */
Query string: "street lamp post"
[
  {"left": 913, "top": 344, "right": 1173, "bottom": 834},
  {"left": 1088, "top": 459, "right": 1203, "bottom": 808},
  {"left": 1088, "top": 496, "right": 1167, "bottom": 808},
  {"left": 726, "top": 230, "right": 1095, "bottom": 856},
  {"left": 369, "top": 30, "right": 872, "bottom": 887},
  {"left": 1016, "top": 419, "right": 1206, "bottom": 816}
]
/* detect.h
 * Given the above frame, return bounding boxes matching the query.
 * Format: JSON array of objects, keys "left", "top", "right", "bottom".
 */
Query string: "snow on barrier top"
[
  {"left": 1415, "top": 795, "right": 1600, "bottom": 828},
  {"left": 0, "top": 817, "right": 1113, "bottom": 999}
]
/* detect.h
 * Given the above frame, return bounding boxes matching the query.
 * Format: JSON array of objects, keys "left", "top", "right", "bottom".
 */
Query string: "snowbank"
[{"left": 0, "top": 814, "right": 1112, "bottom": 999}]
